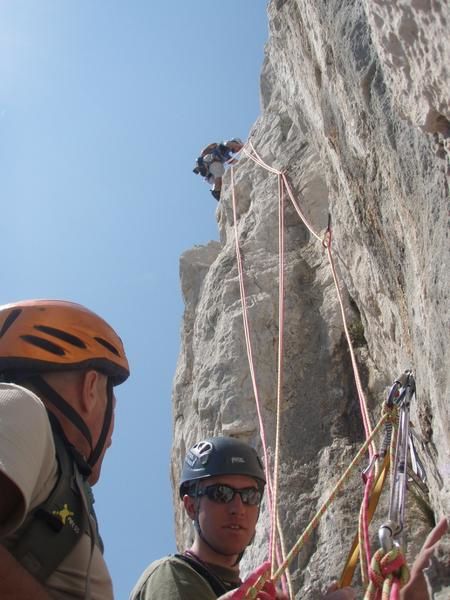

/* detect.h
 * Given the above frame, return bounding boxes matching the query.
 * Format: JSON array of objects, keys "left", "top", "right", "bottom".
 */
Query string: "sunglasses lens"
[
  {"left": 241, "top": 488, "right": 262, "bottom": 506},
  {"left": 207, "top": 484, "right": 234, "bottom": 503}
]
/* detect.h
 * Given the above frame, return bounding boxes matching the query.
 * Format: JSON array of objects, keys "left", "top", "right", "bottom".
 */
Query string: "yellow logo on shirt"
[{"left": 53, "top": 503, "right": 74, "bottom": 525}]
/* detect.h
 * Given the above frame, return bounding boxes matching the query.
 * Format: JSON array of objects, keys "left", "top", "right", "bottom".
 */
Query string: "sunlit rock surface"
[{"left": 172, "top": 1, "right": 449, "bottom": 597}]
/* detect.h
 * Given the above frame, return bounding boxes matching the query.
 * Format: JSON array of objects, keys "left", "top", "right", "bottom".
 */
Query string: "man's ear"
[
  {"left": 80, "top": 370, "right": 102, "bottom": 413},
  {"left": 183, "top": 494, "right": 196, "bottom": 520}
]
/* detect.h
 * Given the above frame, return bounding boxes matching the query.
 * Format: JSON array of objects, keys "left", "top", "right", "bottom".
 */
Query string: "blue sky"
[{"left": 0, "top": 1, "right": 268, "bottom": 597}]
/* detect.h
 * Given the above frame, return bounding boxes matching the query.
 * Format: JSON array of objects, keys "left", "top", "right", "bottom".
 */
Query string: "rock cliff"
[{"left": 172, "top": 1, "right": 449, "bottom": 597}]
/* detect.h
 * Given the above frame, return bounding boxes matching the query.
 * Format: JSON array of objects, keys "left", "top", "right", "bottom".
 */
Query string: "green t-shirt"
[{"left": 129, "top": 555, "right": 241, "bottom": 600}]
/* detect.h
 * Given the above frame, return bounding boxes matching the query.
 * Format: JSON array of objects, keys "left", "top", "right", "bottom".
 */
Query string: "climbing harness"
[
  {"left": 193, "top": 142, "right": 240, "bottom": 178},
  {"left": 227, "top": 141, "right": 429, "bottom": 599}
]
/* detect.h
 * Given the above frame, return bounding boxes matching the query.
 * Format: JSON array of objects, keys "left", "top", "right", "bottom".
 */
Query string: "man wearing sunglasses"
[
  {"left": 130, "top": 437, "right": 447, "bottom": 600},
  {"left": 130, "top": 437, "right": 357, "bottom": 599}
]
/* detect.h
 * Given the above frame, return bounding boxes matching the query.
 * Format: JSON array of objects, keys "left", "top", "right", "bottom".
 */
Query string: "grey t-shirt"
[{"left": 129, "top": 555, "right": 241, "bottom": 600}]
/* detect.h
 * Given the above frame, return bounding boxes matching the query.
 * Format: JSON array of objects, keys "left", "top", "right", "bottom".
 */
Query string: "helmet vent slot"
[
  {"left": 20, "top": 335, "right": 66, "bottom": 356},
  {"left": 34, "top": 325, "right": 87, "bottom": 348},
  {"left": 0, "top": 309, "right": 22, "bottom": 338},
  {"left": 94, "top": 336, "right": 120, "bottom": 356}
]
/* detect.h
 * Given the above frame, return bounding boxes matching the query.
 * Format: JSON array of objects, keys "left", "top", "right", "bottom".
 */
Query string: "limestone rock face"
[{"left": 172, "top": 1, "right": 449, "bottom": 597}]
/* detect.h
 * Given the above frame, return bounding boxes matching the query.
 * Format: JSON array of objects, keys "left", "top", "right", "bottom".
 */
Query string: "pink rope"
[
  {"left": 281, "top": 174, "right": 322, "bottom": 243},
  {"left": 231, "top": 166, "right": 290, "bottom": 596},
  {"left": 230, "top": 165, "right": 275, "bottom": 548},
  {"left": 390, "top": 580, "right": 401, "bottom": 600},
  {"left": 243, "top": 141, "right": 280, "bottom": 175},
  {"left": 243, "top": 141, "right": 373, "bottom": 447},
  {"left": 232, "top": 141, "right": 378, "bottom": 592},
  {"left": 270, "top": 174, "right": 286, "bottom": 571},
  {"left": 324, "top": 238, "right": 374, "bottom": 450},
  {"left": 360, "top": 466, "right": 376, "bottom": 584}
]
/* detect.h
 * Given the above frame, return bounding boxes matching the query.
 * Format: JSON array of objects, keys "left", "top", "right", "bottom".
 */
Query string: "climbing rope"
[
  {"left": 228, "top": 141, "right": 418, "bottom": 599},
  {"left": 339, "top": 454, "right": 390, "bottom": 588},
  {"left": 244, "top": 408, "right": 393, "bottom": 599},
  {"left": 230, "top": 166, "right": 292, "bottom": 598},
  {"left": 242, "top": 142, "right": 374, "bottom": 452},
  {"left": 230, "top": 165, "right": 272, "bottom": 503},
  {"left": 232, "top": 142, "right": 376, "bottom": 595},
  {"left": 270, "top": 173, "right": 286, "bottom": 573},
  {"left": 364, "top": 546, "right": 410, "bottom": 600},
  {"left": 323, "top": 222, "right": 376, "bottom": 580}
]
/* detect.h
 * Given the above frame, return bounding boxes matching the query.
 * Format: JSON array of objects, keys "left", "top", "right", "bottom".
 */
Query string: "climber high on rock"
[{"left": 193, "top": 139, "right": 243, "bottom": 201}]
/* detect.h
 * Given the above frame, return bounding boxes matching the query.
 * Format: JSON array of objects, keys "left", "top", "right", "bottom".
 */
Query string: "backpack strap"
[
  {"left": 174, "top": 554, "right": 230, "bottom": 597},
  {"left": 6, "top": 426, "right": 98, "bottom": 582}
]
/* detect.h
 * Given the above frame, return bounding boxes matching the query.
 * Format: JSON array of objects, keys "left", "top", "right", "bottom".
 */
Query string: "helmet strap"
[
  {"left": 29, "top": 375, "right": 113, "bottom": 471},
  {"left": 45, "top": 410, "right": 92, "bottom": 477},
  {"left": 191, "top": 482, "right": 246, "bottom": 564},
  {"left": 29, "top": 375, "right": 93, "bottom": 449},
  {"left": 28, "top": 375, "right": 93, "bottom": 476},
  {"left": 87, "top": 379, "right": 114, "bottom": 469}
]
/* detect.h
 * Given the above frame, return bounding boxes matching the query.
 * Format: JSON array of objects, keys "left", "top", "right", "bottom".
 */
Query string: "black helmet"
[{"left": 179, "top": 436, "right": 266, "bottom": 498}]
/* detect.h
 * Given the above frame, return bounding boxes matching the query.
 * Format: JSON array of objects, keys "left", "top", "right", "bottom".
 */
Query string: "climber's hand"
[
  {"left": 400, "top": 516, "right": 448, "bottom": 600},
  {"left": 323, "top": 582, "right": 356, "bottom": 599},
  {"left": 219, "top": 561, "right": 288, "bottom": 599}
]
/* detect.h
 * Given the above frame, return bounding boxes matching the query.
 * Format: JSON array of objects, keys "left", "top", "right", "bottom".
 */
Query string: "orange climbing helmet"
[{"left": 0, "top": 299, "right": 130, "bottom": 385}]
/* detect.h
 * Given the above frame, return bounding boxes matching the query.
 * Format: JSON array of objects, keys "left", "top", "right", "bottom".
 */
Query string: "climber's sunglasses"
[{"left": 196, "top": 483, "right": 262, "bottom": 506}]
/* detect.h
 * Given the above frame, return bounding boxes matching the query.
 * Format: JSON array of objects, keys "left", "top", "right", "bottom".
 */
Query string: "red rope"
[
  {"left": 232, "top": 142, "right": 379, "bottom": 595},
  {"left": 230, "top": 165, "right": 277, "bottom": 557},
  {"left": 231, "top": 166, "right": 291, "bottom": 596},
  {"left": 271, "top": 174, "right": 286, "bottom": 571},
  {"left": 243, "top": 142, "right": 374, "bottom": 449}
]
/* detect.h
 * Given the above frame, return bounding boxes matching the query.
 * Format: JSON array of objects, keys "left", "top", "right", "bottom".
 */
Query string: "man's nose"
[{"left": 228, "top": 492, "right": 245, "bottom": 513}]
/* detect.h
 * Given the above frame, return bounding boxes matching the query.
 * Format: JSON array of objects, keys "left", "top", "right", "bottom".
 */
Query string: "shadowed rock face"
[{"left": 172, "top": 1, "right": 449, "bottom": 597}]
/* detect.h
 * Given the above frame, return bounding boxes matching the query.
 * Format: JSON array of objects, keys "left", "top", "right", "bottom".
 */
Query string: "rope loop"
[{"left": 365, "top": 546, "right": 410, "bottom": 600}]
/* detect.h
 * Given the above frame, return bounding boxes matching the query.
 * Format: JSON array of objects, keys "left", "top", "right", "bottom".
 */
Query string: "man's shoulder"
[
  {"left": 0, "top": 382, "right": 49, "bottom": 437},
  {"left": 0, "top": 381, "right": 56, "bottom": 536},
  {"left": 0, "top": 382, "right": 46, "bottom": 409},
  {"left": 133, "top": 554, "right": 201, "bottom": 582},
  {"left": 130, "top": 555, "right": 216, "bottom": 600}
]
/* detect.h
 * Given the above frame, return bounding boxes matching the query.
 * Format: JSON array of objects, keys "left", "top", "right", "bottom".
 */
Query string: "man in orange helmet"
[{"left": 0, "top": 299, "right": 130, "bottom": 600}]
